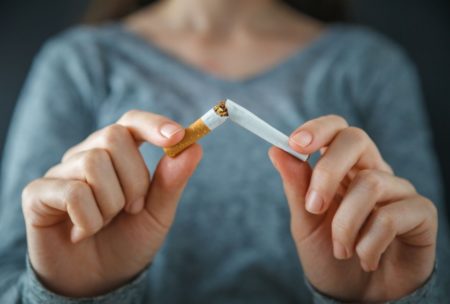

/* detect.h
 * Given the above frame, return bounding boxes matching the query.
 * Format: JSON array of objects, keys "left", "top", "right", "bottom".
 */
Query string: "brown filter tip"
[{"left": 163, "top": 118, "right": 211, "bottom": 157}]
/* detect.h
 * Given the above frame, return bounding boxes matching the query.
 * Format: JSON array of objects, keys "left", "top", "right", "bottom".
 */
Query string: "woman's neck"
[
  {"left": 153, "top": 0, "right": 298, "bottom": 35},
  {"left": 124, "top": 0, "right": 325, "bottom": 80}
]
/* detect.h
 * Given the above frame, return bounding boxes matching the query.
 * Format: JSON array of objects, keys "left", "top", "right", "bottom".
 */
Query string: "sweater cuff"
[
  {"left": 23, "top": 257, "right": 149, "bottom": 304},
  {"left": 305, "top": 264, "right": 437, "bottom": 304}
]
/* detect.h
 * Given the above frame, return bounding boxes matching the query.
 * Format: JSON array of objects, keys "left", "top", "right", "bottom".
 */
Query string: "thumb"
[
  {"left": 145, "top": 144, "right": 203, "bottom": 230},
  {"left": 268, "top": 147, "right": 324, "bottom": 241}
]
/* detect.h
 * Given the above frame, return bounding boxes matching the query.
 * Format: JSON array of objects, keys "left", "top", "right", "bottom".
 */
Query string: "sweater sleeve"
[
  {"left": 23, "top": 257, "right": 150, "bottom": 304},
  {"left": 0, "top": 29, "right": 149, "bottom": 303},
  {"left": 305, "top": 265, "right": 437, "bottom": 304}
]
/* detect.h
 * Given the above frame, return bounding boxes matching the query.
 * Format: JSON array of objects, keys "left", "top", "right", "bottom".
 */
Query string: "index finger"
[
  {"left": 63, "top": 110, "right": 185, "bottom": 162},
  {"left": 117, "top": 110, "right": 185, "bottom": 147},
  {"left": 288, "top": 115, "right": 349, "bottom": 154}
]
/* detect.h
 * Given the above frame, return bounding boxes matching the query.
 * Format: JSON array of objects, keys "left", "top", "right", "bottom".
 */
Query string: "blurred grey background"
[{"left": 0, "top": 0, "right": 449, "bottom": 220}]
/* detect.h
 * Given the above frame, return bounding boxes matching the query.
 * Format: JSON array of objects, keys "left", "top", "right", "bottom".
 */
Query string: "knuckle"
[
  {"left": 64, "top": 181, "right": 91, "bottom": 205},
  {"left": 326, "top": 115, "right": 348, "bottom": 127},
  {"left": 380, "top": 161, "right": 394, "bottom": 174},
  {"left": 357, "top": 170, "right": 383, "bottom": 194},
  {"left": 44, "top": 164, "right": 58, "bottom": 177},
  {"left": 62, "top": 148, "right": 75, "bottom": 162},
  {"left": 313, "top": 162, "right": 334, "bottom": 185},
  {"left": 21, "top": 179, "right": 47, "bottom": 211},
  {"left": 398, "top": 177, "right": 417, "bottom": 193},
  {"left": 104, "top": 197, "right": 126, "bottom": 219},
  {"left": 373, "top": 209, "right": 395, "bottom": 233},
  {"left": 345, "top": 127, "right": 368, "bottom": 143},
  {"left": 422, "top": 197, "right": 438, "bottom": 221},
  {"left": 332, "top": 217, "right": 353, "bottom": 244},
  {"left": 21, "top": 180, "right": 38, "bottom": 205},
  {"left": 64, "top": 182, "right": 103, "bottom": 232},
  {"left": 82, "top": 149, "right": 110, "bottom": 172},
  {"left": 120, "top": 109, "right": 140, "bottom": 122},
  {"left": 100, "top": 124, "right": 128, "bottom": 146},
  {"left": 21, "top": 180, "right": 40, "bottom": 215}
]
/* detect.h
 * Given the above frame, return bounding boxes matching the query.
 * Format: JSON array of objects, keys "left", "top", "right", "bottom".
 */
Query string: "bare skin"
[
  {"left": 270, "top": 117, "right": 436, "bottom": 301},
  {"left": 22, "top": 0, "right": 437, "bottom": 301},
  {"left": 124, "top": 0, "right": 325, "bottom": 81},
  {"left": 23, "top": 111, "right": 202, "bottom": 296}
]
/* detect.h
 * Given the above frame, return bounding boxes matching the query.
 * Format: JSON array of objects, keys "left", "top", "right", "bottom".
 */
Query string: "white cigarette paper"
[
  {"left": 201, "top": 108, "right": 228, "bottom": 130},
  {"left": 164, "top": 99, "right": 309, "bottom": 161},
  {"left": 225, "top": 99, "right": 309, "bottom": 162}
]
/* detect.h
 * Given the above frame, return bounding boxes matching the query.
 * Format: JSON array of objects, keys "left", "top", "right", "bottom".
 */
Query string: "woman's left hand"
[{"left": 269, "top": 115, "right": 437, "bottom": 302}]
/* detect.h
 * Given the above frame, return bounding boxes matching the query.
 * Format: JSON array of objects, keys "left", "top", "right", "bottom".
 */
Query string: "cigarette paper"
[
  {"left": 225, "top": 99, "right": 309, "bottom": 162},
  {"left": 163, "top": 102, "right": 228, "bottom": 157},
  {"left": 163, "top": 99, "right": 309, "bottom": 162}
]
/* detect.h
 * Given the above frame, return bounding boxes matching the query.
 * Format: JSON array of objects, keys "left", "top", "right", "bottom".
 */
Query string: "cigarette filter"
[
  {"left": 163, "top": 101, "right": 229, "bottom": 157},
  {"left": 163, "top": 99, "right": 309, "bottom": 162}
]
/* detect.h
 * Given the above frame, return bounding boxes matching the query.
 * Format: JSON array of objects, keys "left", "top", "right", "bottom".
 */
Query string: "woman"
[{"left": 0, "top": 0, "right": 449, "bottom": 302}]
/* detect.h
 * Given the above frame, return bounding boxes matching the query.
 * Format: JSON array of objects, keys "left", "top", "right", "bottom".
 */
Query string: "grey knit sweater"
[{"left": 0, "top": 23, "right": 448, "bottom": 303}]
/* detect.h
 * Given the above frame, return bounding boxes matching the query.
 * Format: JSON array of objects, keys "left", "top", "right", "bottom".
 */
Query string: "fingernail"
[
  {"left": 128, "top": 197, "right": 145, "bottom": 214},
  {"left": 333, "top": 240, "right": 348, "bottom": 260},
  {"left": 291, "top": 131, "right": 313, "bottom": 147},
  {"left": 71, "top": 226, "right": 84, "bottom": 243},
  {"left": 160, "top": 124, "right": 183, "bottom": 138},
  {"left": 305, "top": 190, "right": 324, "bottom": 214}
]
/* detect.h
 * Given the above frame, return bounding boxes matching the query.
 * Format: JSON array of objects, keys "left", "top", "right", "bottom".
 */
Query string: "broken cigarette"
[
  {"left": 225, "top": 100, "right": 309, "bottom": 162},
  {"left": 163, "top": 101, "right": 229, "bottom": 157},
  {"left": 163, "top": 99, "right": 309, "bottom": 162}
]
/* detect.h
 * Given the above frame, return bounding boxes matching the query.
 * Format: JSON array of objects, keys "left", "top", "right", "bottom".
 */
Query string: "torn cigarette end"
[
  {"left": 213, "top": 100, "right": 229, "bottom": 117},
  {"left": 164, "top": 99, "right": 309, "bottom": 161},
  {"left": 163, "top": 101, "right": 228, "bottom": 158}
]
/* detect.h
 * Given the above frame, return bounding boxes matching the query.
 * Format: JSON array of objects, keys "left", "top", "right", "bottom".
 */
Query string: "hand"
[
  {"left": 22, "top": 110, "right": 202, "bottom": 297},
  {"left": 269, "top": 115, "right": 437, "bottom": 302}
]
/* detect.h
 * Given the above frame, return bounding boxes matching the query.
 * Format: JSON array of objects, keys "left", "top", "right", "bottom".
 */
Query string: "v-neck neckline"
[{"left": 112, "top": 22, "right": 340, "bottom": 87}]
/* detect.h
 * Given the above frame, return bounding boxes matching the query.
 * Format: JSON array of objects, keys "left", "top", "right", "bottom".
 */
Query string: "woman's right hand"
[{"left": 22, "top": 110, "right": 202, "bottom": 298}]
